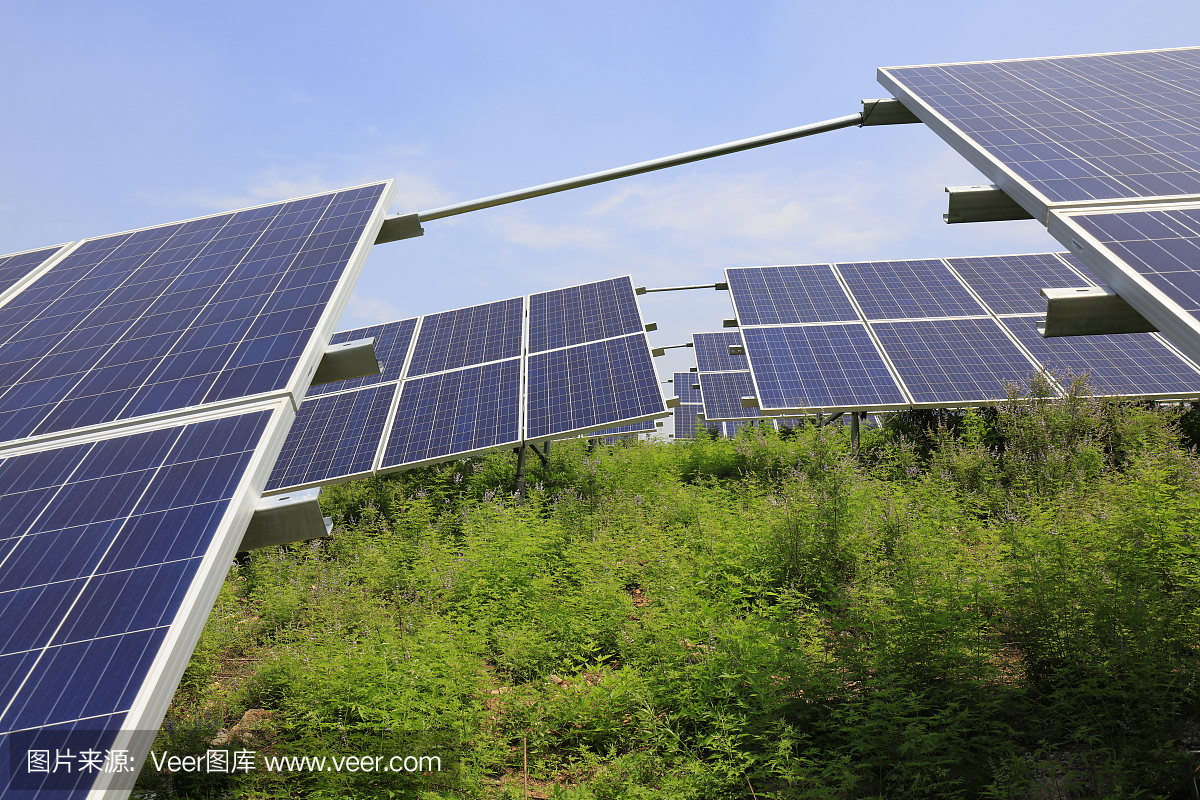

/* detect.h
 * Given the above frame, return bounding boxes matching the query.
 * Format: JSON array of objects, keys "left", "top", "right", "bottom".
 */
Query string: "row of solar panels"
[
  {"left": 679, "top": 252, "right": 1200, "bottom": 419},
  {"left": 265, "top": 276, "right": 666, "bottom": 495}
]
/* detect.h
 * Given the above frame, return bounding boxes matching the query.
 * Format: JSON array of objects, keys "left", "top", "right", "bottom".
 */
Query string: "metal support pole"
[
  {"left": 850, "top": 411, "right": 860, "bottom": 456},
  {"left": 514, "top": 444, "right": 529, "bottom": 502},
  {"left": 543, "top": 440, "right": 551, "bottom": 457}
]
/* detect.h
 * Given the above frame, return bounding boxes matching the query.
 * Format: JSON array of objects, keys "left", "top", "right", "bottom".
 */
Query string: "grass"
[{"left": 135, "top": 383, "right": 1200, "bottom": 799}]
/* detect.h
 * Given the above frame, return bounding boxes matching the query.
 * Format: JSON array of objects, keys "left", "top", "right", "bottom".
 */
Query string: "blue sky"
[{"left": 3, "top": 0, "right": 1199, "bottom": 391}]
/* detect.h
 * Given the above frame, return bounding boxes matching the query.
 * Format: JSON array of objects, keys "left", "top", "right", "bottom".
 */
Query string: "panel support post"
[
  {"left": 850, "top": 411, "right": 860, "bottom": 456},
  {"left": 514, "top": 443, "right": 529, "bottom": 502}
]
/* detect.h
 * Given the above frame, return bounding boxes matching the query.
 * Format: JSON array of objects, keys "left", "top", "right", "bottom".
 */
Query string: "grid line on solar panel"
[
  {"left": 0, "top": 183, "right": 389, "bottom": 445},
  {"left": 697, "top": 371, "right": 760, "bottom": 420},
  {"left": 880, "top": 47, "right": 1200, "bottom": 208},
  {"left": 525, "top": 333, "right": 663, "bottom": 439},
  {"left": 308, "top": 317, "right": 418, "bottom": 395},
  {"left": 945, "top": 253, "right": 1099, "bottom": 315},
  {"left": 265, "top": 383, "right": 395, "bottom": 491},
  {"left": 871, "top": 318, "right": 1045, "bottom": 406},
  {"left": 0, "top": 408, "right": 272, "bottom": 739},
  {"left": 406, "top": 297, "right": 523, "bottom": 376},
  {"left": 1068, "top": 205, "right": 1200, "bottom": 313},
  {"left": 740, "top": 324, "right": 909, "bottom": 411},
  {"left": 834, "top": 259, "right": 989, "bottom": 320},
  {"left": 693, "top": 331, "right": 748, "bottom": 372},
  {"left": 379, "top": 358, "right": 522, "bottom": 469},
  {"left": 999, "top": 317, "right": 1200, "bottom": 397},
  {"left": 673, "top": 371, "right": 703, "bottom": 404},
  {"left": 527, "top": 276, "right": 644, "bottom": 353},
  {"left": 725, "top": 264, "right": 859, "bottom": 325}
]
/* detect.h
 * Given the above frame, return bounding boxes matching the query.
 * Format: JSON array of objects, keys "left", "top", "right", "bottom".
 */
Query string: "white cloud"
[{"left": 342, "top": 293, "right": 401, "bottom": 326}]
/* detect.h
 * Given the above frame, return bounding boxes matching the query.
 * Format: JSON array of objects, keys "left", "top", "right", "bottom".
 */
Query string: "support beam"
[
  {"left": 240, "top": 488, "right": 332, "bottom": 552},
  {"left": 528, "top": 443, "right": 548, "bottom": 468},
  {"left": 651, "top": 343, "right": 693, "bottom": 357},
  {"left": 860, "top": 98, "right": 922, "bottom": 126},
  {"left": 943, "top": 185, "right": 1035, "bottom": 224},
  {"left": 1039, "top": 286, "right": 1158, "bottom": 337},
  {"left": 635, "top": 282, "right": 729, "bottom": 294},
  {"left": 311, "top": 337, "right": 380, "bottom": 386},
  {"left": 850, "top": 411, "right": 860, "bottom": 455},
  {"left": 514, "top": 444, "right": 529, "bottom": 502},
  {"left": 740, "top": 396, "right": 759, "bottom": 409},
  {"left": 374, "top": 212, "right": 424, "bottom": 244}
]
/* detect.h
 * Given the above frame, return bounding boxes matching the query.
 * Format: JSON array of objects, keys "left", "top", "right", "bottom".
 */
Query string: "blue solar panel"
[
  {"left": 880, "top": 48, "right": 1200, "bottom": 208},
  {"left": 698, "top": 371, "right": 760, "bottom": 420},
  {"left": 1070, "top": 206, "right": 1200, "bottom": 313},
  {"left": 946, "top": 253, "right": 1097, "bottom": 315},
  {"left": 673, "top": 403, "right": 704, "bottom": 439},
  {"left": 673, "top": 371, "right": 703, "bottom": 404},
  {"left": 693, "top": 331, "right": 748, "bottom": 372},
  {"left": 380, "top": 359, "right": 521, "bottom": 469},
  {"left": 588, "top": 419, "right": 657, "bottom": 437},
  {"left": 872, "top": 318, "right": 1041, "bottom": 405},
  {"left": 309, "top": 317, "right": 417, "bottom": 395},
  {"left": 0, "top": 409, "right": 272, "bottom": 790},
  {"left": 725, "top": 264, "right": 858, "bottom": 325},
  {"left": 528, "top": 276, "right": 643, "bottom": 353},
  {"left": 1001, "top": 316, "right": 1200, "bottom": 396},
  {"left": 526, "top": 333, "right": 662, "bottom": 439},
  {"left": 266, "top": 384, "right": 395, "bottom": 491},
  {"left": 741, "top": 324, "right": 908, "bottom": 411},
  {"left": 836, "top": 259, "right": 987, "bottom": 319},
  {"left": 0, "top": 183, "right": 388, "bottom": 444},
  {"left": 0, "top": 245, "right": 68, "bottom": 301},
  {"left": 406, "top": 297, "right": 523, "bottom": 377}
]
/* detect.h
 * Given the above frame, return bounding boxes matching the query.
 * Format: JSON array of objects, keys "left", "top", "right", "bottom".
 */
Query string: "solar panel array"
[
  {"left": 879, "top": 47, "right": 1200, "bottom": 371},
  {"left": 266, "top": 276, "right": 666, "bottom": 495},
  {"left": 668, "top": 371, "right": 704, "bottom": 439},
  {"left": 720, "top": 252, "right": 1200, "bottom": 416},
  {"left": 0, "top": 182, "right": 394, "bottom": 795}
]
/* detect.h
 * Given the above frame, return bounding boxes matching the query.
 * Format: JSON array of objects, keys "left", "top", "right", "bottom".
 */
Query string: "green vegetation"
[{"left": 136, "top": 382, "right": 1200, "bottom": 799}]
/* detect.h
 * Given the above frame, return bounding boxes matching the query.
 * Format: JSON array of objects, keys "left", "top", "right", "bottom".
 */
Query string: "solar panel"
[
  {"left": 0, "top": 184, "right": 389, "bottom": 444},
  {"left": 406, "top": 297, "right": 523, "bottom": 376},
  {"left": 879, "top": 47, "right": 1200, "bottom": 216},
  {"left": 673, "top": 403, "right": 704, "bottom": 439},
  {"left": 672, "top": 371, "right": 703, "bottom": 404},
  {"left": 527, "top": 276, "right": 643, "bottom": 353},
  {"left": 380, "top": 359, "right": 522, "bottom": 469},
  {"left": 266, "top": 384, "right": 396, "bottom": 491},
  {"left": 946, "top": 253, "right": 1097, "bottom": 315},
  {"left": 740, "top": 324, "right": 909, "bottom": 412},
  {"left": 266, "top": 277, "right": 667, "bottom": 494},
  {"left": 693, "top": 330, "right": 748, "bottom": 372},
  {"left": 836, "top": 259, "right": 988, "bottom": 319},
  {"left": 308, "top": 317, "right": 417, "bottom": 395},
  {"left": 0, "top": 181, "right": 394, "bottom": 796},
  {"left": 697, "top": 371, "right": 761, "bottom": 420},
  {"left": 872, "top": 318, "right": 1042, "bottom": 406},
  {"left": 0, "top": 244, "right": 70, "bottom": 304},
  {"left": 526, "top": 333, "right": 662, "bottom": 440},
  {"left": 725, "top": 264, "right": 858, "bottom": 325},
  {"left": 1000, "top": 316, "right": 1200, "bottom": 397}
]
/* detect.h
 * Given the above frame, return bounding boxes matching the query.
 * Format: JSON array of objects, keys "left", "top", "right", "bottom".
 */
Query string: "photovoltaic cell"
[
  {"left": 693, "top": 331, "right": 748, "bottom": 372},
  {"left": 526, "top": 333, "right": 661, "bottom": 439},
  {"left": 309, "top": 317, "right": 417, "bottom": 395},
  {"left": 380, "top": 359, "right": 521, "bottom": 469},
  {"left": 673, "top": 371, "right": 703, "bottom": 405},
  {"left": 1000, "top": 317, "right": 1200, "bottom": 396},
  {"left": 725, "top": 264, "right": 858, "bottom": 325},
  {"left": 673, "top": 404, "right": 704, "bottom": 439},
  {"left": 265, "top": 384, "right": 395, "bottom": 491},
  {"left": 0, "top": 184, "right": 388, "bottom": 444},
  {"left": 406, "top": 298, "right": 523, "bottom": 376},
  {"left": 0, "top": 409, "right": 271, "bottom": 758},
  {"left": 1070, "top": 206, "right": 1200, "bottom": 314},
  {"left": 528, "top": 276, "right": 643, "bottom": 353},
  {"left": 872, "top": 318, "right": 1040, "bottom": 405},
  {"left": 947, "top": 253, "right": 1097, "bottom": 314},
  {"left": 880, "top": 48, "right": 1200, "bottom": 207},
  {"left": 836, "top": 259, "right": 987, "bottom": 319},
  {"left": 0, "top": 245, "right": 68, "bottom": 300},
  {"left": 697, "top": 371, "right": 760, "bottom": 420},
  {"left": 741, "top": 324, "right": 908, "bottom": 411}
]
